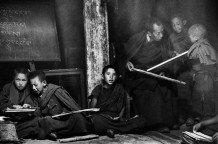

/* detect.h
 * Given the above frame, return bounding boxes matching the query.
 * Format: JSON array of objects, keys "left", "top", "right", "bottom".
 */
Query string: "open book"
[
  {"left": 183, "top": 131, "right": 213, "bottom": 143},
  {"left": 4, "top": 108, "right": 36, "bottom": 113}
]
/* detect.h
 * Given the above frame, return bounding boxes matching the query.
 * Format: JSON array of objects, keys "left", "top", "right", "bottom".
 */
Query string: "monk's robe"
[
  {"left": 169, "top": 29, "right": 192, "bottom": 75},
  {"left": 169, "top": 29, "right": 193, "bottom": 123},
  {"left": 119, "top": 29, "right": 176, "bottom": 128},
  {"left": 188, "top": 38, "right": 218, "bottom": 118},
  {"left": 90, "top": 84, "right": 145, "bottom": 134},
  {"left": 16, "top": 84, "right": 92, "bottom": 139},
  {"left": 169, "top": 28, "right": 191, "bottom": 54}
]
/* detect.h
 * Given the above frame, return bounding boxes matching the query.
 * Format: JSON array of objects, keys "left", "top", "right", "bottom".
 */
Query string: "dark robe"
[
  {"left": 91, "top": 84, "right": 126, "bottom": 117},
  {"left": 90, "top": 84, "right": 145, "bottom": 134},
  {"left": 39, "top": 84, "right": 81, "bottom": 115},
  {"left": 0, "top": 82, "right": 37, "bottom": 112},
  {"left": 169, "top": 29, "right": 193, "bottom": 123},
  {"left": 168, "top": 28, "right": 192, "bottom": 73},
  {"left": 119, "top": 29, "right": 176, "bottom": 128},
  {"left": 16, "top": 84, "right": 92, "bottom": 139},
  {"left": 188, "top": 38, "right": 218, "bottom": 118},
  {"left": 169, "top": 28, "right": 191, "bottom": 54}
]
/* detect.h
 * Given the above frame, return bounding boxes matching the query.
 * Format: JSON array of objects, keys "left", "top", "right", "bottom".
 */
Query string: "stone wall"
[{"left": 84, "top": 0, "right": 109, "bottom": 95}]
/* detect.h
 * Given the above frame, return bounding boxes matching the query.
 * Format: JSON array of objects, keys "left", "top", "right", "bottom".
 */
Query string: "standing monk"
[
  {"left": 187, "top": 24, "right": 217, "bottom": 120},
  {"left": 168, "top": 14, "right": 193, "bottom": 125},
  {"left": 119, "top": 18, "right": 175, "bottom": 132}
]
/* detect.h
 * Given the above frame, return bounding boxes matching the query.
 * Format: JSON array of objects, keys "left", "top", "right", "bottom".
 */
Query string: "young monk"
[
  {"left": 16, "top": 70, "right": 93, "bottom": 140},
  {"left": 169, "top": 14, "right": 191, "bottom": 55},
  {"left": 187, "top": 24, "right": 217, "bottom": 122},
  {"left": 89, "top": 65, "right": 145, "bottom": 138},
  {"left": 168, "top": 14, "right": 193, "bottom": 125},
  {"left": 0, "top": 68, "right": 37, "bottom": 114}
]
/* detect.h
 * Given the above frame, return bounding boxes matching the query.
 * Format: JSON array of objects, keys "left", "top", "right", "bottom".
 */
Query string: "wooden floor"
[{"left": 22, "top": 130, "right": 184, "bottom": 144}]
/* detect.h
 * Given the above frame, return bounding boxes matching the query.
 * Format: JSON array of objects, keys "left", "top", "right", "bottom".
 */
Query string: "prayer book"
[{"left": 182, "top": 131, "right": 213, "bottom": 143}]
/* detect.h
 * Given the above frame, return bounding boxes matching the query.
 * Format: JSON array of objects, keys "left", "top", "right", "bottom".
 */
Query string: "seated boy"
[
  {"left": 89, "top": 65, "right": 145, "bottom": 138},
  {"left": 187, "top": 24, "right": 217, "bottom": 122},
  {"left": 0, "top": 68, "right": 38, "bottom": 119},
  {"left": 16, "top": 70, "right": 93, "bottom": 140}
]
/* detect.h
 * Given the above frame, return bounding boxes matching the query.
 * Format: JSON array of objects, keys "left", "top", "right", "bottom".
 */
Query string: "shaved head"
[{"left": 188, "top": 24, "right": 206, "bottom": 40}]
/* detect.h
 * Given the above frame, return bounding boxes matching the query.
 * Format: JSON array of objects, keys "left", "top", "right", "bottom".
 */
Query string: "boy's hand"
[
  {"left": 112, "top": 117, "right": 120, "bottom": 121},
  {"left": 193, "top": 123, "right": 202, "bottom": 132},
  {"left": 13, "top": 105, "right": 23, "bottom": 109},
  {"left": 212, "top": 132, "right": 218, "bottom": 141},
  {"left": 22, "top": 104, "right": 32, "bottom": 108},
  {"left": 159, "top": 72, "right": 165, "bottom": 76},
  {"left": 172, "top": 51, "right": 179, "bottom": 57},
  {"left": 126, "top": 61, "right": 134, "bottom": 71}
]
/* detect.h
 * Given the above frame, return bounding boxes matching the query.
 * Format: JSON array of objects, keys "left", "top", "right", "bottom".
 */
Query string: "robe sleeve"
[
  {"left": 0, "top": 84, "right": 14, "bottom": 111},
  {"left": 116, "top": 85, "right": 127, "bottom": 113},
  {"left": 188, "top": 39, "right": 217, "bottom": 65},
  {"left": 90, "top": 85, "right": 101, "bottom": 100},
  {"left": 118, "top": 30, "right": 147, "bottom": 76},
  {"left": 43, "top": 95, "right": 67, "bottom": 116},
  {"left": 54, "top": 87, "right": 81, "bottom": 111}
]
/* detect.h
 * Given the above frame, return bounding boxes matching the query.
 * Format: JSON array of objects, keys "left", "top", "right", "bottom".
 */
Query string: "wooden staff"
[
  {"left": 147, "top": 51, "right": 188, "bottom": 72},
  {"left": 52, "top": 108, "right": 100, "bottom": 118},
  {"left": 133, "top": 68, "right": 186, "bottom": 85},
  {"left": 59, "top": 134, "right": 99, "bottom": 143}
]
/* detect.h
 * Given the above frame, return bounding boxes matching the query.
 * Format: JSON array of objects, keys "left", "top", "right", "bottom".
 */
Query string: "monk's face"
[
  {"left": 189, "top": 34, "right": 195, "bottom": 43},
  {"left": 172, "top": 17, "right": 184, "bottom": 33},
  {"left": 102, "top": 68, "right": 117, "bottom": 86},
  {"left": 30, "top": 76, "right": 46, "bottom": 95},
  {"left": 188, "top": 29, "right": 198, "bottom": 43},
  {"left": 152, "top": 23, "right": 164, "bottom": 41},
  {"left": 14, "top": 73, "right": 28, "bottom": 91}
]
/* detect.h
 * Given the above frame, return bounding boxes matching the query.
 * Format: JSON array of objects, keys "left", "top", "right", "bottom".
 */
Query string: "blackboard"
[{"left": 0, "top": 0, "right": 60, "bottom": 61}]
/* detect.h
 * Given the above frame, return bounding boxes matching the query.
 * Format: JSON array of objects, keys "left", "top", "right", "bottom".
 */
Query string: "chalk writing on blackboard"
[{"left": 0, "top": 0, "right": 60, "bottom": 61}]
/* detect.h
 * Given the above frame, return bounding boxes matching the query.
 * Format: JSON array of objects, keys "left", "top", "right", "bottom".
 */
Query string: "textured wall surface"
[{"left": 84, "top": 0, "right": 109, "bottom": 95}]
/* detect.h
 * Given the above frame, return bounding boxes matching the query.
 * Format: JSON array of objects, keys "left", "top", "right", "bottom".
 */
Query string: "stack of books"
[{"left": 183, "top": 131, "right": 213, "bottom": 143}]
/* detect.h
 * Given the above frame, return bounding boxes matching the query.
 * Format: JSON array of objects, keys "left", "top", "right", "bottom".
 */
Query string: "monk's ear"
[
  {"left": 183, "top": 20, "right": 187, "bottom": 25},
  {"left": 147, "top": 31, "right": 152, "bottom": 42},
  {"left": 101, "top": 74, "right": 104, "bottom": 80},
  {"left": 42, "top": 80, "right": 47, "bottom": 87}
]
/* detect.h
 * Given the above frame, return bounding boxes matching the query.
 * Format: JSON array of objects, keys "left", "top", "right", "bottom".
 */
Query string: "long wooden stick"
[
  {"left": 147, "top": 51, "right": 188, "bottom": 72},
  {"left": 133, "top": 68, "right": 186, "bottom": 85},
  {"left": 59, "top": 134, "right": 99, "bottom": 143},
  {"left": 52, "top": 108, "right": 100, "bottom": 118}
]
